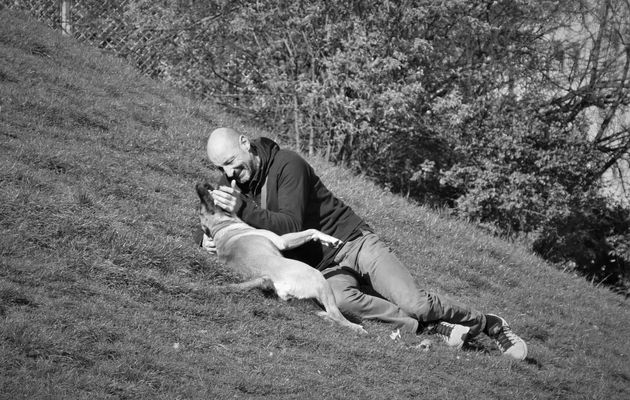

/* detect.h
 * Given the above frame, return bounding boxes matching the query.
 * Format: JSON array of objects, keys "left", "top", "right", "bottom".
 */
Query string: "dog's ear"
[{"left": 195, "top": 182, "right": 214, "bottom": 210}]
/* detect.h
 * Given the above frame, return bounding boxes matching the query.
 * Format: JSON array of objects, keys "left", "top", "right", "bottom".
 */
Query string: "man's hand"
[
  {"left": 201, "top": 234, "right": 217, "bottom": 255},
  {"left": 212, "top": 180, "right": 245, "bottom": 214}
]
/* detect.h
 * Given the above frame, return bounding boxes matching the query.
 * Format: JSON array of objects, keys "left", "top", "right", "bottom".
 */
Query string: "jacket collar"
[{"left": 247, "top": 137, "right": 279, "bottom": 194}]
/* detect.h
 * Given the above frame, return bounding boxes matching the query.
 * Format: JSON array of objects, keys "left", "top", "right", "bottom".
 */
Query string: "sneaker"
[
  {"left": 484, "top": 314, "right": 528, "bottom": 360},
  {"left": 431, "top": 321, "right": 470, "bottom": 348}
]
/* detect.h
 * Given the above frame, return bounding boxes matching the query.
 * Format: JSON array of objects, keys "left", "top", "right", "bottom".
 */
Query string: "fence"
[{"left": 2, "top": 0, "right": 194, "bottom": 79}]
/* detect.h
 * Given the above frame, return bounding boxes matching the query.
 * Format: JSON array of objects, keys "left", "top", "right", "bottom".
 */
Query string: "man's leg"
[
  {"left": 339, "top": 232, "right": 485, "bottom": 336},
  {"left": 335, "top": 232, "right": 528, "bottom": 359},
  {"left": 321, "top": 265, "right": 419, "bottom": 333}
]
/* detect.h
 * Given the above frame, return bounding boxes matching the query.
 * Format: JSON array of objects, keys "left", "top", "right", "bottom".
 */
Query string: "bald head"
[
  {"left": 206, "top": 127, "right": 258, "bottom": 184},
  {"left": 206, "top": 128, "right": 242, "bottom": 162}
]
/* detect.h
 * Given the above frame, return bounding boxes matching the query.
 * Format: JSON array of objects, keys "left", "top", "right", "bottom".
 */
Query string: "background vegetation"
[
  {"left": 1, "top": 9, "right": 630, "bottom": 399},
  {"left": 177, "top": 0, "right": 630, "bottom": 291},
  {"left": 10, "top": 0, "right": 628, "bottom": 290}
]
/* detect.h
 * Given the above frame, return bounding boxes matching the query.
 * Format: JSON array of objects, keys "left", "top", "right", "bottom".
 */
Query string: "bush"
[{"left": 533, "top": 197, "right": 630, "bottom": 287}]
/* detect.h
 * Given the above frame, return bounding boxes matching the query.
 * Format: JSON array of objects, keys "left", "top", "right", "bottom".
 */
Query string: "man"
[{"left": 199, "top": 127, "right": 528, "bottom": 360}]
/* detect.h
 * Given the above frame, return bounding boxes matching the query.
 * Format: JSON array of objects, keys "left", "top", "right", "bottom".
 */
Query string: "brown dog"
[{"left": 196, "top": 182, "right": 367, "bottom": 334}]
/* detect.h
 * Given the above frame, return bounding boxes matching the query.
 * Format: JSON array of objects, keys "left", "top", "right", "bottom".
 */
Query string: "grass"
[{"left": 1, "top": 9, "right": 630, "bottom": 400}]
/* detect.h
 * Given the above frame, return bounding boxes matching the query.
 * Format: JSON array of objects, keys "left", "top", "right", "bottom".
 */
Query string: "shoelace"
[
  {"left": 434, "top": 322, "right": 453, "bottom": 339},
  {"left": 494, "top": 325, "right": 520, "bottom": 351}
]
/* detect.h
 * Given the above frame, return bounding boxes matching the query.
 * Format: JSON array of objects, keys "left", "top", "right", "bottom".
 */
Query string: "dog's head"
[{"left": 195, "top": 182, "right": 224, "bottom": 237}]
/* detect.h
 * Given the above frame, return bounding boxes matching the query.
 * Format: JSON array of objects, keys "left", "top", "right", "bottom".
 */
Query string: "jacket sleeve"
[{"left": 238, "top": 154, "right": 309, "bottom": 234}]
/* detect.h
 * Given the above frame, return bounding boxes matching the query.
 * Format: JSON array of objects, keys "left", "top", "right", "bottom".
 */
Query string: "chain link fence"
[
  {"left": 1, "top": 0, "right": 61, "bottom": 29},
  {"left": 2, "top": 0, "right": 198, "bottom": 81}
]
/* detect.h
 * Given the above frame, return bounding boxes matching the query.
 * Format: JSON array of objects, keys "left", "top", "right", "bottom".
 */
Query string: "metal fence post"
[{"left": 61, "top": 0, "right": 71, "bottom": 35}]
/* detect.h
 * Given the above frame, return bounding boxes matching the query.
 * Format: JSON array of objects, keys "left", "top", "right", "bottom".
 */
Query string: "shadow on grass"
[{"left": 462, "top": 339, "right": 544, "bottom": 368}]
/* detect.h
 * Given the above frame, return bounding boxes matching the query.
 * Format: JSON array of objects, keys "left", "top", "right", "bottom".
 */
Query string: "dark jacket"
[{"left": 219, "top": 137, "right": 370, "bottom": 270}]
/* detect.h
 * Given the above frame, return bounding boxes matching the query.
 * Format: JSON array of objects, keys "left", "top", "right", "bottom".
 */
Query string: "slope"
[{"left": 1, "top": 9, "right": 629, "bottom": 400}]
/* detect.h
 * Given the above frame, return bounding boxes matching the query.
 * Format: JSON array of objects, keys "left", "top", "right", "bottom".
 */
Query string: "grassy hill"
[{"left": 1, "top": 9, "right": 629, "bottom": 399}]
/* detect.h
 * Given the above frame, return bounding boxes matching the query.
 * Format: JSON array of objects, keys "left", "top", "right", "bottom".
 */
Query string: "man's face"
[{"left": 209, "top": 138, "right": 256, "bottom": 184}]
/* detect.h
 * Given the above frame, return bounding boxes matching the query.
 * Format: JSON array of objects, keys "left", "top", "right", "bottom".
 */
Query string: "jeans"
[{"left": 322, "top": 232, "right": 486, "bottom": 334}]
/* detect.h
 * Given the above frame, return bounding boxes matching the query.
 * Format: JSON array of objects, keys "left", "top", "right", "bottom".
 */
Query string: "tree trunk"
[{"left": 293, "top": 93, "right": 300, "bottom": 152}]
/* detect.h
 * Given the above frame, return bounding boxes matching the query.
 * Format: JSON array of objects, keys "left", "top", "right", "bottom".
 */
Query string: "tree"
[
  {"left": 61, "top": 0, "right": 629, "bottom": 287},
  {"left": 543, "top": 0, "right": 630, "bottom": 196}
]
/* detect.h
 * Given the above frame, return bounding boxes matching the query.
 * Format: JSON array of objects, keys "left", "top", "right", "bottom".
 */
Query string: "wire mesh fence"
[
  {"left": 2, "top": 0, "right": 61, "bottom": 30},
  {"left": 2, "top": 0, "right": 191, "bottom": 80}
]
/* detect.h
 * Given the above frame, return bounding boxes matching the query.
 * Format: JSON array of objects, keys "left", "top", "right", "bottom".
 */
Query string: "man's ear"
[{"left": 239, "top": 135, "right": 250, "bottom": 152}]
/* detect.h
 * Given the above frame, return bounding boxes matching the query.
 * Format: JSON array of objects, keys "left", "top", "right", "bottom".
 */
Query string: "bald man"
[
  {"left": 199, "top": 128, "right": 528, "bottom": 360},
  {"left": 207, "top": 128, "right": 260, "bottom": 187}
]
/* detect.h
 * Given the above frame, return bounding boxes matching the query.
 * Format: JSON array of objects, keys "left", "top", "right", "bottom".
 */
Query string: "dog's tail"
[{"left": 316, "top": 284, "right": 368, "bottom": 335}]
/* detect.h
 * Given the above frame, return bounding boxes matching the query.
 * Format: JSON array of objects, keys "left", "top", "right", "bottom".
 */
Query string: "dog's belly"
[
  {"left": 220, "top": 235, "right": 283, "bottom": 276},
  {"left": 220, "top": 235, "right": 324, "bottom": 299}
]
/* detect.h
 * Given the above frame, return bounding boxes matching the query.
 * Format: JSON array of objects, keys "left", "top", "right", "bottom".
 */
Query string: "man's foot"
[
  {"left": 431, "top": 321, "right": 470, "bottom": 348},
  {"left": 484, "top": 314, "right": 528, "bottom": 360}
]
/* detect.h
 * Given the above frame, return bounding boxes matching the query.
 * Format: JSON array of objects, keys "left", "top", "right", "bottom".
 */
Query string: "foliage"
[
  {"left": 533, "top": 197, "right": 630, "bottom": 287},
  {"left": 9, "top": 0, "right": 629, "bottom": 286},
  {"left": 119, "top": 0, "right": 630, "bottom": 286},
  {"left": 438, "top": 95, "right": 599, "bottom": 220}
]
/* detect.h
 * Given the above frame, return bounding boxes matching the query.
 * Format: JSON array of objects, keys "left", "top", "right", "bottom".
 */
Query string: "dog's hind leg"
[
  {"left": 185, "top": 278, "right": 273, "bottom": 297},
  {"left": 225, "top": 277, "right": 275, "bottom": 292},
  {"left": 315, "top": 284, "right": 367, "bottom": 335}
]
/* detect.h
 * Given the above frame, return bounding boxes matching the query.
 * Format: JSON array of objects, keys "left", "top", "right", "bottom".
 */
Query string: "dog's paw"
[{"left": 315, "top": 233, "right": 343, "bottom": 248}]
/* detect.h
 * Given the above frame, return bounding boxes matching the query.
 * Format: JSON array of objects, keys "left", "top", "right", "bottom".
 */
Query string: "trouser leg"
[
  {"left": 322, "top": 266, "right": 419, "bottom": 333},
  {"left": 336, "top": 232, "right": 485, "bottom": 335}
]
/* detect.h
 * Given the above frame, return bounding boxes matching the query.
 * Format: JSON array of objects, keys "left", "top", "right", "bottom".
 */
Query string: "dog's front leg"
[
  {"left": 252, "top": 229, "right": 343, "bottom": 250},
  {"left": 278, "top": 229, "right": 343, "bottom": 250},
  {"left": 309, "top": 231, "right": 344, "bottom": 248}
]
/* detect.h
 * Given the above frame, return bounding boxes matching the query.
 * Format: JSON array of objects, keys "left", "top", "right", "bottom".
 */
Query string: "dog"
[{"left": 195, "top": 182, "right": 367, "bottom": 335}]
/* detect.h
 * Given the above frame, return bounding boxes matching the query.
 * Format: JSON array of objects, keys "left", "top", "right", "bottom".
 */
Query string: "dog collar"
[{"left": 210, "top": 220, "right": 252, "bottom": 242}]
